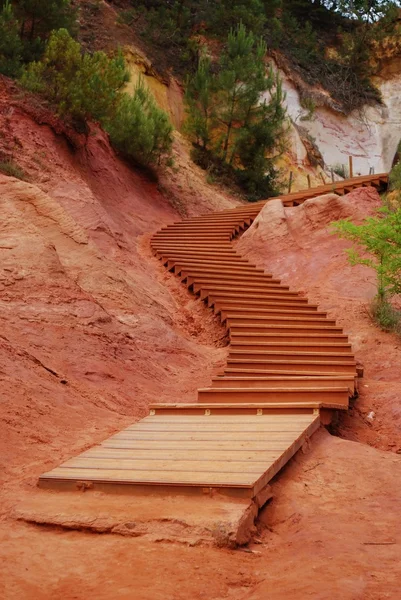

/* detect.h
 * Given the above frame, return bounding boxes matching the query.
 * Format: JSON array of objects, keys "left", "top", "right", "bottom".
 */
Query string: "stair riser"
[
  {"left": 211, "top": 378, "right": 355, "bottom": 389},
  {"left": 198, "top": 390, "right": 349, "bottom": 404},
  {"left": 213, "top": 301, "right": 312, "bottom": 311},
  {"left": 165, "top": 259, "right": 251, "bottom": 269},
  {"left": 230, "top": 334, "right": 348, "bottom": 343},
  {"left": 158, "top": 252, "right": 239, "bottom": 261},
  {"left": 155, "top": 232, "right": 238, "bottom": 237},
  {"left": 221, "top": 309, "right": 327, "bottom": 319},
  {"left": 229, "top": 325, "right": 343, "bottom": 334},
  {"left": 181, "top": 273, "right": 278, "bottom": 284},
  {"left": 154, "top": 243, "right": 234, "bottom": 248},
  {"left": 193, "top": 282, "right": 289, "bottom": 293},
  {"left": 230, "top": 344, "right": 352, "bottom": 353},
  {"left": 177, "top": 268, "right": 266, "bottom": 277},
  {"left": 201, "top": 290, "right": 299, "bottom": 301},
  {"left": 157, "top": 226, "right": 241, "bottom": 231},
  {"left": 228, "top": 352, "right": 354, "bottom": 362},
  {"left": 226, "top": 361, "right": 356, "bottom": 374},
  {"left": 226, "top": 317, "right": 336, "bottom": 327},
  {"left": 168, "top": 259, "right": 252, "bottom": 269}
]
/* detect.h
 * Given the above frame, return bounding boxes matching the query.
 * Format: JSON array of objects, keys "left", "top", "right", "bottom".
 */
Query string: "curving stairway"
[{"left": 39, "top": 174, "right": 388, "bottom": 501}]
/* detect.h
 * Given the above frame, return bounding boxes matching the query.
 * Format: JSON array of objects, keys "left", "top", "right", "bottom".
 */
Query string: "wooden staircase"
[{"left": 39, "top": 174, "right": 388, "bottom": 500}]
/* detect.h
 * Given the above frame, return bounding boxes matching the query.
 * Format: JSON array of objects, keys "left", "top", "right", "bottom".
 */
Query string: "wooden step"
[
  {"left": 228, "top": 324, "right": 344, "bottom": 334},
  {"left": 226, "top": 358, "right": 357, "bottom": 374},
  {"left": 197, "top": 387, "right": 350, "bottom": 407},
  {"left": 191, "top": 277, "right": 286, "bottom": 287},
  {"left": 150, "top": 404, "right": 321, "bottom": 416},
  {"left": 213, "top": 299, "right": 314, "bottom": 312},
  {"left": 200, "top": 290, "right": 300, "bottom": 304},
  {"left": 225, "top": 315, "right": 336, "bottom": 327},
  {"left": 157, "top": 250, "right": 239, "bottom": 261},
  {"left": 211, "top": 375, "right": 356, "bottom": 390},
  {"left": 207, "top": 294, "right": 311, "bottom": 308},
  {"left": 152, "top": 242, "right": 233, "bottom": 249},
  {"left": 221, "top": 368, "right": 356, "bottom": 379},
  {"left": 230, "top": 341, "right": 352, "bottom": 353},
  {"left": 222, "top": 307, "right": 325, "bottom": 318},
  {"left": 167, "top": 259, "right": 253, "bottom": 270},
  {"left": 227, "top": 349, "right": 354, "bottom": 362},
  {"left": 180, "top": 271, "right": 278, "bottom": 283},
  {"left": 230, "top": 332, "right": 348, "bottom": 343},
  {"left": 194, "top": 281, "right": 289, "bottom": 294}
]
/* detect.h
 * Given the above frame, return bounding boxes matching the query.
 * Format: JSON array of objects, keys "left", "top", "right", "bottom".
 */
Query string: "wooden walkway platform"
[{"left": 39, "top": 174, "right": 388, "bottom": 499}]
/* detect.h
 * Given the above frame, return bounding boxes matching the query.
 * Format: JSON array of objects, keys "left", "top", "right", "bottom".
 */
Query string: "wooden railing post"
[
  {"left": 349, "top": 156, "right": 354, "bottom": 178},
  {"left": 288, "top": 171, "right": 293, "bottom": 194}
]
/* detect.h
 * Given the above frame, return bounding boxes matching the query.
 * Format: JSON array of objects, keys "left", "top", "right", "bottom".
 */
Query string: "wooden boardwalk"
[{"left": 39, "top": 174, "right": 388, "bottom": 499}]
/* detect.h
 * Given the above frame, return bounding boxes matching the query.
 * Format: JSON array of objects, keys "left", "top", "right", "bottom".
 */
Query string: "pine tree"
[
  {"left": 184, "top": 57, "right": 214, "bottom": 150},
  {"left": 105, "top": 79, "right": 174, "bottom": 167},
  {"left": 184, "top": 23, "right": 287, "bottom": 200},
  {"left": 0, "top": 0, "right": 77, "bottom": 61},
  {"left": 0, "top": 1, "right": 23, "bottom": 77}
]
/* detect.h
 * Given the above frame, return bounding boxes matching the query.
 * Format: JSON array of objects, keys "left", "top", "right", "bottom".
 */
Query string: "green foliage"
[
  {"left": 185, "top": 24, "right": 287, "bottom": 200},
  {"left": 333, "top": 135, "right": 401, "bottom": 301},
  {"left": 14, "top": 0, "right": 77, "bottom": 59},
  {"left": 0, "top": 158, "right": 26, "bottom": 179},
  {"left": 20, "top": 29, "right": 173, "bottom": 167},
  {"left": 114, "top": 0, "right": 398, "bottom": 112},
  {"left": 21, "top": 29, "right": 129, "bottom": 123},
  {"left": 184, "top": 57, "right": 213, "bottom": 150},
  {"left": 0, "top": 1, "right": 23, "bottom": 77},
  {"left": 105, "top": 79, "right": 173, "bottom": 166},
  {"left": 332, "top": 207, "right": 401, "bottom": 300},
  {"left": 389, "top": 144, "right": 401, "bottom": 200},
  {"left": 206, "top": 0, "right": 266, "bottom": 36}
]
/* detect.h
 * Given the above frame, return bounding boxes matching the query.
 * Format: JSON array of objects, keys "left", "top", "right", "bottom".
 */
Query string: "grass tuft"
[
  {"left": 0, "top": 159, "right": 26, "bottom": 180},
  {"left": 370, "top": 298, "right": 401, "bottom": 336}
]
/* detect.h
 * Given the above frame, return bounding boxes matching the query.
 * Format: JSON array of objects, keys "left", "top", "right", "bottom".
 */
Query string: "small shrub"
[
  {"left": 21, "top": 29, "right": 129, "bottom": 125},
  {"left": 0, "top": 159, "right": 26, "bottom": 180},
  {"left": 370, "top": 298, "right": 401, "bottom": 335},
  {"left": 332, "top": 163, "right": 349, "bottom": 179},
  {"left": 117, "top": 9, "right": 140, "bottom": 26}
]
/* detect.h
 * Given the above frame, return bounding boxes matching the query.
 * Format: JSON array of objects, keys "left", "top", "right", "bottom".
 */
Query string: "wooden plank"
[
  {"left": 106, "top": 438, "right": 310, "bottom": 449},
  {"left": 108, "top": 433, "right": 311, "bottom": 441},
  {"left": 81, "top": 449, "right": 292, "bottom": 460},
  {"left": 60, "top": 458, "right": 274, "bottom": 473},
  {"left": 40, "top": 469, "right": 258, "bottom": 485}
]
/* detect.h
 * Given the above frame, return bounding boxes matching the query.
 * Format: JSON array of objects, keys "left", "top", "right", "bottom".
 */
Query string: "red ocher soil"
[{"left": 0, "top": 77, "right": 400, "bottom": 597}]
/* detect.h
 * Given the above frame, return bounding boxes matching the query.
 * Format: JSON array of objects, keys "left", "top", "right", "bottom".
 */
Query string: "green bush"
[
  {"left": 105, "top": 79, "right": 173, "bottom": 167},
  {"left": 21, "top": 29, "right": 129, "bottom": 124},
  {"left": 333, "top": 153, "right": 401, "bottom": 303},
  {"left": 21, "top": 29, "right": 174, "bottom": 167}
]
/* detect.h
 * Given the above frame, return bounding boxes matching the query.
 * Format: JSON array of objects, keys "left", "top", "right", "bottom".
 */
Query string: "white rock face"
[{"left": 276, "top": 68, "right": 401, "bottom": 175}]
